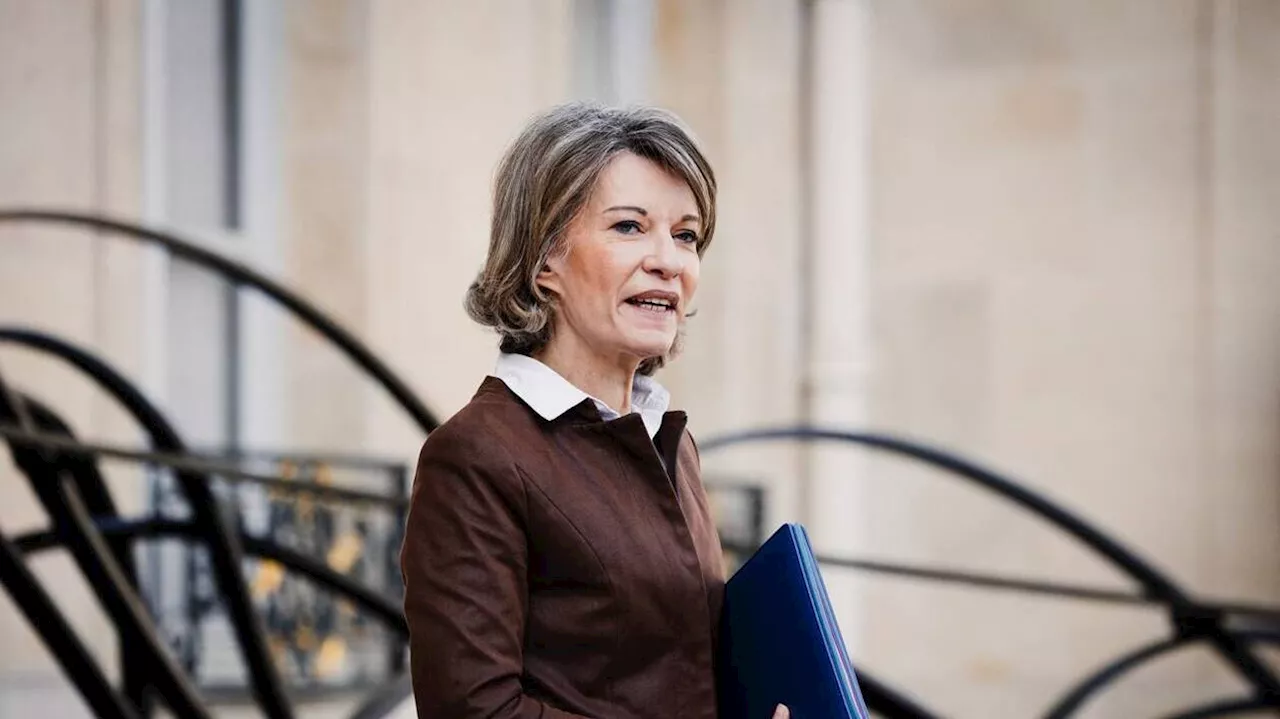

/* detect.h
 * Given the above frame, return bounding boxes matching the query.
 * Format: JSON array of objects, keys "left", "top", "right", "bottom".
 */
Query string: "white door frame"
[{"left": 140, "top": 0, "right": 285, "bottom": 450}]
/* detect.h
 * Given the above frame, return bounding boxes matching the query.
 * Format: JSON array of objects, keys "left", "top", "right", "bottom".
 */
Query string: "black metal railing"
[
  {"left": 3, "top": 210, "right": 1280, "bottom": 719},
  {"left": 702, "top": 429, "right": 1280, "bottom": 717},
  {"left": 145, "top": 449, "right": 410, "bottom": 696}
]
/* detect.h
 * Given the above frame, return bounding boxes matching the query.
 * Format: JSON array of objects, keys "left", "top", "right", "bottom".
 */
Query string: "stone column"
[{"left": 803, "top": 0, "right": 874, "bottom": 647}]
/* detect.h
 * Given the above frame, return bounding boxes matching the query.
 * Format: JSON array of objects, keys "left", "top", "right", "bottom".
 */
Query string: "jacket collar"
[{"left": 491, "top": 352, "right": 671, "bottom": 438}]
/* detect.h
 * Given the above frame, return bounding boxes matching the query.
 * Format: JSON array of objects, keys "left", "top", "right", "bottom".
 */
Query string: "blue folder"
[{"left": 718, "top": 523, "right": 871, "bottom": 719}]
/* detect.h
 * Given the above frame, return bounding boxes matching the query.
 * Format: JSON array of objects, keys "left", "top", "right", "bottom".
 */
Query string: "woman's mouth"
[
  {"left": 625, "top": 297, "right": 676, "bottom": 314},
  {"left": 623, "top": 291, "right": 679, "bottom": 315}
]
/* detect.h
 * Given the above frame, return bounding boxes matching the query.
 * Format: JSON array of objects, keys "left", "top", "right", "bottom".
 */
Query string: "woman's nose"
[{"left": 643, "top": 234, "right": 684, "bottom": 279}]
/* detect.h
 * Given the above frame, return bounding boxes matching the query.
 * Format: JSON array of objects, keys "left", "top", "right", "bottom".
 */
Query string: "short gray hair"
[{"left": 465, "top": 102, "right": 717, "bottom": 375}]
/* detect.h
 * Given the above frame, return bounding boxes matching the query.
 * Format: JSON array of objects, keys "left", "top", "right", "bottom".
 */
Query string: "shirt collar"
[{"left": 492, "top": 352, "right": 671, "bottom": 438}]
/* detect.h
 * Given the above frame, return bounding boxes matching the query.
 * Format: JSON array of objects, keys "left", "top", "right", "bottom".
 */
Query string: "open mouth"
[{"left": 623, "top": 291, "right": 679, "bottom": 315}]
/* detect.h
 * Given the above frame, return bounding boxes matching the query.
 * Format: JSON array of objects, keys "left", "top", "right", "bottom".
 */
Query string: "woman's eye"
[
  {"left": 675, "top": 231, "right": 700, "bottom": 244},
  {"left": 612, "top": 220, "right": 643, "bottom": 234}
]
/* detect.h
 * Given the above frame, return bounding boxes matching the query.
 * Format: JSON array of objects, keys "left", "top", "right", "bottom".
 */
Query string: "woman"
[{"left": 400, "top": 103, "right": 787, "bottom": 719}]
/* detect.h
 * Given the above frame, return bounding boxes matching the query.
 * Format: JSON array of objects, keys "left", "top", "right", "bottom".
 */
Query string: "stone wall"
[{"left": 2, "top": 1, "right": 1278, "bottom": 716}]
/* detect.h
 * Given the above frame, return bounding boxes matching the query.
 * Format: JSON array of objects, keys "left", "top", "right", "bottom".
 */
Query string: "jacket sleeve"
[{"left": 400, "top": 429, "right": 591, "bottom": 719}]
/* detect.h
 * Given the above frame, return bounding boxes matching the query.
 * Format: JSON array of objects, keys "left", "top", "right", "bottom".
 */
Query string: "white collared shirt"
[{"left": 492, "top": 352, "right": 671, "bottom": 438}]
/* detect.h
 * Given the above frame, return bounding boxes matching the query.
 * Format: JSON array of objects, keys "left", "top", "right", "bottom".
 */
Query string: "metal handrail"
[
  {"left": 14, "top": 423, "right": 1280, "bottom": 624},
  {"left": 0, "top": 426, "right": 407, "bottom": 508},
  {"left": 701, "top": 427, "right": 1280, "bottom": 713},
  {"left": 7, "top": 210, "right": 1279, "bottom": 717},
  {"left": 13, "top": 518, "right": 407, "bottom": 635},
  {"left": 0, "top": 329, "right": 292, "bottom": 718}
]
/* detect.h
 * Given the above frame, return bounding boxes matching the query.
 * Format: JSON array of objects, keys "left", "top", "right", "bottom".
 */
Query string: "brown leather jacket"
[{"left": 401, "top": 376, "right": 725, "bottom": 718}]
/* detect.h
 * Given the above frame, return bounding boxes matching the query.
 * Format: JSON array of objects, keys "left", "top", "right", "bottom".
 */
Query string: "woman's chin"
[{"left": 616, "top": 335, "right": 675, "bottom": 363}]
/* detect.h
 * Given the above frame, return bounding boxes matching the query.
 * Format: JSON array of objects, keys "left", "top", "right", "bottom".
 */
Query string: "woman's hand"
[{"left": 773, "top": 704, "right": 790, "bottom": 719}]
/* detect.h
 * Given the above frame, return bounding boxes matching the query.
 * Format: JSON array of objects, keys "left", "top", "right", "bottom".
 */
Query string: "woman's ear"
[{"left": 535, "top": 258, "right": 562, "bottom": 296}]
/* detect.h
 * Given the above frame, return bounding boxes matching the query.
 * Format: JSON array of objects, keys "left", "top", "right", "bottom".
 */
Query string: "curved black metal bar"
[
  {"left": 721, "top": 540, "right": 1150, "bottom": 608},
  {"left": 239, "top": 533, "right": 407, "bottom": 635},
  {"left": 1042, "top": 635, "right": 1193, "bottom": 718},
  {"left": 0, "top": 530, "right": 140, "bottom": 719},
  {"left": 703, "top": 428, "right": 1183, "bottom": 598},
  {"left": 13, "top": 517, "right": 408, "bottom": 637},
  {"left": 1238, "top": 629, "right": 1280, "bottom": 644},
  {"left": 0, "top": 426, "right": 407, "bottom": 508},
  {"left": 0, "top": 390, "right": 211, "bottom": 718},
  {"left": 1160, "top": 697, "right": 1275, "bottom": 719},
  {"left": 700, "top": 427, "right": 1280, "bottom": 704},
  {"left": 0, "top": 329, "right": 293, "bottom": 718},
  {"left": 857, "top": 669, "right": 939, "bottom": 719},
  {"left": 0, "top": 209, "right": 438, "bottom": 434}
]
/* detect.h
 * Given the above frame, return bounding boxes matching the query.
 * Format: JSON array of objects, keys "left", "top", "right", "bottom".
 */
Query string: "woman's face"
[{"left": 537, "top": 151, "right": 702, "bottom": 370}]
